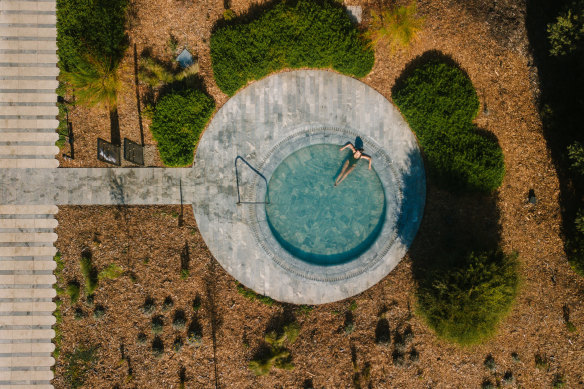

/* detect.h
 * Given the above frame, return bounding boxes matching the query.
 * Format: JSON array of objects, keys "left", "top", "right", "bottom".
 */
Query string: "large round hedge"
[
  {"left": 210, "top": 0, "right": 375, "bottom": 96},
  {"left": 393, "top": 59, "right": 505, "bottom": 193},
  {"left": 150, "top": 90, "right": 215, "bottom": 167},
  {"left": 416, "top": 250, "right": 518, "bottom": 345}
]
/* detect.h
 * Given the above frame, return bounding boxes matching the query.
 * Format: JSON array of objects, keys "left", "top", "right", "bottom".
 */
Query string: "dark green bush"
[
  {"left": 150, "top": 89, "right": 215, "bottom": 166},
  {"left": 393, "top": 58, "right": 505, "bottom": 192},
  {"left": 210, "top": 0, "right": 374, "bottom": 96},
  {"left": 80, "top": 249, "right": 98, "bottom": 295},
  {"left": 151, "top": 316, "right": 164, "bottom": 334},
  {"left": 162, "top": 296, "right": 174, "bottom": 311},
  {"left": 67, "top": 281, "right": 80, "bottom": 303},
  {"left": 416, "top": 250, "right": 518, "bottom": 345},
  {"left": 141, "top": 297, "right": 155, "bottom": 316},
  {"left": 57, "top": 0, "right": 129, "bottom": 72}
]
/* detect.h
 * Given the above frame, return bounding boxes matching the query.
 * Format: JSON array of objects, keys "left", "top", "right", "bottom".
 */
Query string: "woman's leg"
[
  {"left": 337, "top": 165, "right": 355, "bottom": 185},
  {"left": 335, "top": 160, "right": 350, "bottom": 185}
]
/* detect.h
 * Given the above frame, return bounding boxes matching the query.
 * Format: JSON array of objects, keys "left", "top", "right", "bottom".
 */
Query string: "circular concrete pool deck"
[{"left": 192, "top": 70, "right": 425, "bottom": 304}]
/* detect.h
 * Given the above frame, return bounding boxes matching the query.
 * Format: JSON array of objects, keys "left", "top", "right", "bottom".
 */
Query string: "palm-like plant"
[
  {"left": 63, "top": 55, "right": 123, "bottom": 145},
  {"left": 366, "top": 1, "right": 425, "bottom": 51}
]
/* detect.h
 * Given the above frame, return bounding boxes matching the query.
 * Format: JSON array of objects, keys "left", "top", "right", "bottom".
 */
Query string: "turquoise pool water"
[{"left": 265, "top": 144, "right": 386, "bottom": 265}]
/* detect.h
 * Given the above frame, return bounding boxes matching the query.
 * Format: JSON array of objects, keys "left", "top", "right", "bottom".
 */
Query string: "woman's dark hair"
[{"left": 354, "top": 136, "right": 364, "bottom": 151}]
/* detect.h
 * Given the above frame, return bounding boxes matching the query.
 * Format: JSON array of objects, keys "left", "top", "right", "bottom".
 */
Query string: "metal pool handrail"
[{"left": 235, "top": 156, "right": 270, "bottom": 204}]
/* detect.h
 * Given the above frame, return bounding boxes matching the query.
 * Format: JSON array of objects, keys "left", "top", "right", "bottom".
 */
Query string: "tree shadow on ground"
[{"left": 525, "top": 0, "right": 584, "bottom": 261}]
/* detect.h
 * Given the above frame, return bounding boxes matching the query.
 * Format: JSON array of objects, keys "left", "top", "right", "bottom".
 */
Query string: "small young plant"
[
  {"left": 173, "top": 337, "right": 184, "bottom": 352},
  {"left": 502, "top": 371, "right": 514, "bottom": 385},
  {"left": 552, "top": 373, "right": 566, "bottom": 388},
  {"left": 162, "top": 296, "right": 174, "bottom": 312},
  {"left": 365, "top": 1, "right": 425, "bottom": 51},
  {"left": 192, "top": 295, "right": 202, "bottom": 312},
  {"left": 137, "top": 332, "right": 147, "bottom": 345},
  {"left": 511, "top": 352, "right": 520, "bottom": 362},
  {"left": 535, "top": 353, "right": 549, "bottom": 370},
  {"left": 344, "top": 312, "right": 355, "bottom": 334},
  {"left": 392, "top": 349, "right": 405, "bottom": 366},
  {"left": 187, "top": 319, "right": 203, "bottom": 346},
  {"left": 152, "top": 336, "right": 164, "bottom": 358},
  {"left": 248, "top": 322, "right": 300, "bottom": 376},
  {"left": 141, "top": 297, "right": 155, "bottom": 316},
  {"left": 484, "top": 354, "right": 496, "bottom": 371},
  {"left": 151, "top": 316, "right": 164, "bottom": 335},
  {"left": 409, "top": 348, "right": 420, "bottom": 362},
  {"left": 74, "top": 307, "right": 86, "bottom": 320},
  {"left": 375, "top": 318, "right": 391, "bottom": 345},
  {"left": 93, "top": 305, "right": 106, "bottom": 319},
  {"left": 172, "top": 310, "right": 186, "bottom": 330}
]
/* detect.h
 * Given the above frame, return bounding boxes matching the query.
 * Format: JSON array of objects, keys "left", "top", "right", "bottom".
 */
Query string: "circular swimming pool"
[{"left": 266, "top": 144, "right": 386, "bottom": 265}]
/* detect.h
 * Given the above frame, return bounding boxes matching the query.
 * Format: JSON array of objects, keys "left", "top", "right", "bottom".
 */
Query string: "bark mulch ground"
[{"left": 53, "top": 0, "right": 584, "bottom": 387}]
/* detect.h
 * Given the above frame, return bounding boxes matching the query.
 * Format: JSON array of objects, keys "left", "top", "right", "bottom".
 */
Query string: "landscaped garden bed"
[{"left": 51, "top": 0, "right": 584, "bottom": 387}]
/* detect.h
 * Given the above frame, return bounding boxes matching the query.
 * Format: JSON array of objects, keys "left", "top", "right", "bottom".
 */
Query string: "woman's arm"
[
  {"left": 362, "top": 154, "right": 372, "bottom": 169},
  {"left": 340, "top": 142, "right": 355, "bottom": 152}
]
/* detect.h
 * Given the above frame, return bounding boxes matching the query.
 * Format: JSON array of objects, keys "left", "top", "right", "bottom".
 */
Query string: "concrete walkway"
[
  {"left": 0, "top": 168, "right": 196, "bottom": 205},
  {"left": 1, "top": 0, "right": 59, "bottom": 387}
]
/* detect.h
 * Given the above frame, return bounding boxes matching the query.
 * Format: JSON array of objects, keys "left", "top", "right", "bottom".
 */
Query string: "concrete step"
[
  {"left": 0, "top": 329, "right": 54, "bottom": 340},
  {"left": 0, "top": 133, "right": 59, "bottom": 143},
  {"left": 0, "top": 355, "right": 54, "bottom": 368},
  {"left": 0, "top": 289, "right": 56, "bottom": 299},
  {"left": 0, "top": 2, "right": 56, "bottom": 12},
  {"left": 0, "top": 93, "right": 57, "bottom": 104},
  {"left": 0, "top": 27, "right": 57, "bottom": 38},
  {"left": 0, "top": 261, "right": 56, "bottom": 271},
  {"left": 0, "top": 118, "right": 59, "bottom": 129},
  {"left": 0, "top": 369, "right": 54, "bottom": 382},
  {"left": 0, "top": 106, "right": 58, "bottom": 117},
  {"left": 0, "top": 219, "right": 58, "bottom": 229},
  {"left": 0, "top": 275, "right": 56, "bottom": 285},
  {"left": 0, "top": 80, "right": 59, "bottom": 91},
  {"left": 0, "top": 233, "right": 58, "bottom": 243},
  {"left": 0, "top": 315, "right": 56, "bottom": 326},
  {"left": 0, "top": 247, "right": 57, "bottom": 257},
  {"left": 0, "top": 159, "right": 59, "bottom": 168},
  {"left": 0, "top": 301, "right": 55, "bottom": 313},
  {"left": 0, "top": 66, "right": 59, "bottom": 77},
  {"left": 0, "top": 54, "right": 58, "bottom": 65},
  {"left": 0, "top": 40, "right": 57, "bottom": 51},
  {"left": 0, "top": 205, "right": 57, "bottom": 215},
  {"left": 0, "top": 146, "right": 58, "bottom": 156},
  {"left": 0, "top": 385, "right": 53, "bottom": 389},
  {"left": 0, "top": 13, "right": 56, "bottom": 25}
]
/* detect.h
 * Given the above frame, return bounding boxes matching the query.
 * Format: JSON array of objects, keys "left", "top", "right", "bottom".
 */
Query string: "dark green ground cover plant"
[
  {"left": 63, "top": 346, "right": 99, "bottom": 389},
  {"left": 150, "top": 89, "right": 215, "bottom": 166},
  {"left": 392, "top": 55, "right": 505, "bottom": 192},
  {"left": 56, "top": 0, "right": 128, "bottom": 72},
  {"left": 210, "top": 0, "right": 374, "bottom": 96},
  {"left": 416, "top": 250, "right": 518, "bottom": 345}
]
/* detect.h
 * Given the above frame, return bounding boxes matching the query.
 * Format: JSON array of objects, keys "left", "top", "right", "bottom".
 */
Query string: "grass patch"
[
  {"left": 236, "top": 282, "right": 275, "bottom": 306},
  {"left": 98, "top": 263, "right": 124, "bottom": 280},
  {"left": 80, "top": 249, "right": 98, "bottom": 295},
  {"left": 150, "top": 89, "right": 215, "bottom": 166},
  {"left": 249, "top": 322, "right": 300, "bottom": 376},
  {"left": 416, "top": 250, "right": 519, "bottom": 345},
  {"left": 392, "top": 55, "right": 505, "bottom": 193},
  {"left": 66, "top": 281, "right": 80, "bottom": 303},
  {"left": 63, "top": 346, "right": 98, "bottom": 389},
  {"left": 210, "top": 0, "right": 374, "bottom": 96}
]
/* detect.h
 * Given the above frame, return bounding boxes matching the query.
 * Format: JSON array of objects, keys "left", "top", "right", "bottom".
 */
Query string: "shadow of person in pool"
[{"left": 334, "top": 137, "right": 372, "bottom": 186}]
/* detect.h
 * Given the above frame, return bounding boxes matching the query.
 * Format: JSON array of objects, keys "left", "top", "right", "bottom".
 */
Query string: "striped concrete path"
[{"left": 1, "top": 0, "right": 58, "bottom": 387}]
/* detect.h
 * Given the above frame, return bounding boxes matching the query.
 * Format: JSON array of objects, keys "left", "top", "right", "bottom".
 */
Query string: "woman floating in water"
[{"left": 335, "top": 140, "right": 372, "bottom": 186}]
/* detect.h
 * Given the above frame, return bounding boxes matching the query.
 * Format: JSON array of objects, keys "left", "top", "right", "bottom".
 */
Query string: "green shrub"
[
  {"left": 152, "top": 336, "right": 164, "bottom": 357},
  {"left": 137, "top": 332, "right": 147, "bottom": 345},
  {"left": 172, "top": 310, "right": 187, "bottom": 330},
  {"left": 80, "top": 249, "right": 98, "bottom": 295},
  {"left": 547, "top": 1, "right": 584, "bottom": 56},
  {"left": 416, "top": 250, "right": 518, "bottom": 345},
  {"left": 63, "top": 346, "right": 98, "bottom": 389},
  {"left": 162, "top": 296, "right": 174, "bottom": 311},
  {"left": 210, "top": 0, "right": 374, "bottom": 96},
  {"left": 56, "top": 0, "right": 129, "bottom": 72},
  {"left": 393, "top": 58, "right": 505, "bottom": 192},
  {"left": 141, "top": 297, "right": 155, "bottom": 315},
  {"left": 150, "top": 89, "right": 215, "bottom": 166},
  {"left": 93, "top": 305, "right": 106, "bottom": 319}
]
